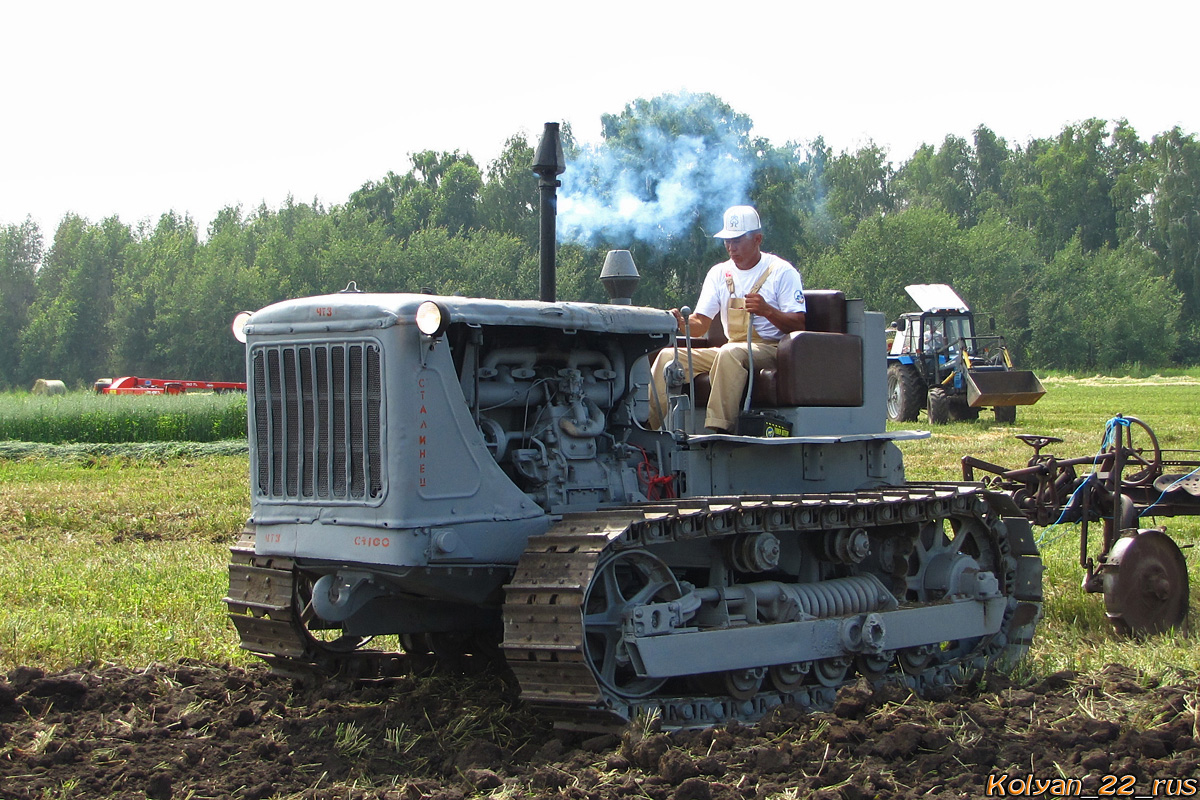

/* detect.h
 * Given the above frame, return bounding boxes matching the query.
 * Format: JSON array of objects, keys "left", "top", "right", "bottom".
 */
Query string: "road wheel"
[
  {"left": 887, "top": 363, "right": 924, "bottom": 422},
  {"left": 927, "top": 388, "right": 950, "bottom": 425},
  {"left": 994, "top": 405, "right": 1017, "bottom": 424}
]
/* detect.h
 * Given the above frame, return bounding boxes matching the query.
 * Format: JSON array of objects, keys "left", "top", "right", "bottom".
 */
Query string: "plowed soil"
[{"left": 2, "top": 660, "right": 1197, "bottom": 800}]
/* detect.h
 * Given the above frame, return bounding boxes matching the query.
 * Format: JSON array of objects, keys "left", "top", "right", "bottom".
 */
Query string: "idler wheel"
[
  {"left": 1103, "top": 530, "right": 1189, "bottom": 637},
  {"left": 856, "top": 653, "right": 893, "bottom": 680},
  {"left": 289, "top": 571, "right": 401, "bottom": 678},
  {"left": 898, "top": 645, "right": 935, "bottom": 674},
  {"left": 295, "top": 572, "right": 374, "bottom": 652},
  {"left": 723, "top": 668, "right": 765, "bottom": 701},
  {"left": 583, "top": 550, "right": 681, "bottom": 699}
]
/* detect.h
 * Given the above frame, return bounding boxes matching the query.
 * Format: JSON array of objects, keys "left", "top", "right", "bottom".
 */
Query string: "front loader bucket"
[{"left": 965, "top": 370, "right": 1046, "bottom": 407}]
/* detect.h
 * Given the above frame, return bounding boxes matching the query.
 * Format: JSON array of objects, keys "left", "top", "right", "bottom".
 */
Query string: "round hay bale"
[{"left": 32, "top": 379, "right": 67, "bottom": 395}]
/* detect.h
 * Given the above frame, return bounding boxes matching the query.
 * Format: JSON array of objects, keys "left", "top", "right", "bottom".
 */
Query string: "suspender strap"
[
  {"left": 748, "top": 263, "right": 774, "bottom": 295},
  {"left": 724, "top": 259, "right": 775, "bottom": 297}
]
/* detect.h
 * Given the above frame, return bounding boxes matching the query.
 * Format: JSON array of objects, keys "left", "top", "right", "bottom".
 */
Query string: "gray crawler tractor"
[{"left": 225, "top": 125, "right": 1044, "bottom": 729}]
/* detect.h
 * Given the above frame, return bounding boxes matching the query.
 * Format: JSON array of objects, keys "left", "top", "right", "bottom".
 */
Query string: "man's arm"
[
  {"left": 672, "top": 308, "right": 713, "bottom": 336},
  {"left": 745, "top": 294, "right": 805, "bottom": 333}
]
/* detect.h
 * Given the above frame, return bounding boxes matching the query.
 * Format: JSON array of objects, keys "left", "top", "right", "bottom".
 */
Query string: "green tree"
[
  {"left": 350, "top": 151, "right": 480, "bottom": 241},
  {"left": 823, "top": 142, "right": 896, "bottom": 237},
  {"left": 972, "top": 125, "right": 1011, "bottom": 216},
  {"left": 21, "top": 215, "right": 130, "bottom": 387},
  {"left": 806, "top": 207, "right": 1039, "bottom": 360},
  {"left": 1028, "top": 239, "right": 1180, "bottom": 369},
  {"left": 0, "top": 219, "right": 42, "bottom": 388},
  {"left": 348, "top": 170, "right": 408, "bottom": 232},
  {"left": 958, "top": 213, "right": 1041, "bottom": 361},
  {"left": 1146, "top": 128, "right": 1200, "bottom": 340},
  {"left": 478, "top": 133, "right": 538, "bottom": 244},
  {"left": 751, "top": 138, "right": 837, "bottom": 266},
  {"left": 805, "top": 206, "right": 965, "bottom": 322},
  {"left": 895, "top": 135, "right": 974, "bottom": 223},
  {"left": 432, "top": 159, "right": 483, "bottom": 234},
  {"left": 319, "top": 205, "right": 406, "bottom": 294},
  {"left": 1014, "top": 120, "right": 1119, "bottom": 257},
  {"left": 109, "top": 212, "right": 199, "bottom": 377},
  {"left": 1107, "top": 121, "right": 1151, "bottom": 247}
]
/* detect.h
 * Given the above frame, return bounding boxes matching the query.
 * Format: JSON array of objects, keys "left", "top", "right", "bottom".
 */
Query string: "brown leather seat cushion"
[{"left": 756, "top": 331, "right": 863, "bottom": 407}]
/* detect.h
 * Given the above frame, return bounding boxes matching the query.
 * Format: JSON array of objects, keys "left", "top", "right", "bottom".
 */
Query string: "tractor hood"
[{"left": 242, "top": 292, "right": 680, "bottom": 338}]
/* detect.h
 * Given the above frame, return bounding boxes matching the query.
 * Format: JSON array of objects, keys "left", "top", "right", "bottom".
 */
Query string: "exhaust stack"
[{"left": 532, "top": 122, "right": 566, "bottom": 302}]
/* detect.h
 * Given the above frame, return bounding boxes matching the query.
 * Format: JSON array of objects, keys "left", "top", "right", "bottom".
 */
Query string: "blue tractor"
[{"left": 887, "top": 284, "right": 1045, "bottom": 425}]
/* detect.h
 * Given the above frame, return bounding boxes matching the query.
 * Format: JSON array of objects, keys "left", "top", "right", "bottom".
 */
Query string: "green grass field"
[
  {"left": 0, "top": 390, "right": 247, "bottom": 443},
  {"left": 0, "top": 455, "right": 250, "bottom": 669},
  {"left": 0, "top": 376, "right": 1197, "bottom": 682}
]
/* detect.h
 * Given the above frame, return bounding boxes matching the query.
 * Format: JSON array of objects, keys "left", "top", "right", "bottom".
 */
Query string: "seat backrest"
[{"left": 802, "top": 290, "right": 847, "bottom": 333}]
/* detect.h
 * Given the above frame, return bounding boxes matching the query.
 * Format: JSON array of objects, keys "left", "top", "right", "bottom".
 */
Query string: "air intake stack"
[{"left": 600, "top": 250, "right": 640, "bottom": 304}]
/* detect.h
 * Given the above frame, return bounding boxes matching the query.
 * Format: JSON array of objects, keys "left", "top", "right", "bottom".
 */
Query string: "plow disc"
[{"left": 1102, "top": 529, "right": 1189, "bottom": 637}]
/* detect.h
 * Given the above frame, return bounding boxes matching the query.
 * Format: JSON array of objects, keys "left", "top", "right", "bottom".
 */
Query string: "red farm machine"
[{"left": 94, "top": 376, "right": 247, "bottom": 395}]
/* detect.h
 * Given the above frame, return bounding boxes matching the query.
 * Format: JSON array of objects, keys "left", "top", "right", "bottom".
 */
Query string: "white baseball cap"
[{"left": 713, "top": 205, "right": 761, "bottom": 239}]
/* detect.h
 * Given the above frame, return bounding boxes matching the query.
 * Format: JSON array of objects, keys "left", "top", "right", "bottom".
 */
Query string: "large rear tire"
[
  {"left": 994, "top": 405, "right": 1017, "bottom": 424},
  {"left": 887, "top": 363, "right": 924, "bottom": 422}
]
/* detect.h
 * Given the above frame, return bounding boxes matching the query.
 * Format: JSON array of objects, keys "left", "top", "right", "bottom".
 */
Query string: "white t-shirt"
[{"left": 695, "top": 253, "right": 806, "bottom": 342}]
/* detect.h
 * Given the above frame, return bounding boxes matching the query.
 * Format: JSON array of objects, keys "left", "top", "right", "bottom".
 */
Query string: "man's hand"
[
  {"left": 746, "top": 293, "right": 806, "bottom": 333},
  {"left": 744, "top": 293, "right": 772, "bottom": 317},
  {"left": 672, "top": 308, "right": 712, "bottom": 336}
]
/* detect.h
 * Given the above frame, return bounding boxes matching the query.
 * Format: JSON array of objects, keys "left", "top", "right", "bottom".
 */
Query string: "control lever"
[
  {"left": 743, "top": 313, "right": 755, "bottom": 414},
  {"left": 681, "top": 307, "right": 696, "bottom": 430}
]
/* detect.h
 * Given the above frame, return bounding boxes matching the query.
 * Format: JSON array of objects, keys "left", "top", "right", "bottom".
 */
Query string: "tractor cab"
[
  {"left": 891, "top": 310, "right": 979, "bottom": 362},
  {"left": 889, "top": 285, "right": 988, "bottom": 387}
]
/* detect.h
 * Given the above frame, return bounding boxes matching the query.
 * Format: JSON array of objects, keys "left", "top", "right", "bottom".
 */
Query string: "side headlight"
[
  {"left": 415, "top": 300, "right": 450, "bottom": 338},
  {"left": 231, "top": 311, "right": 252, "bottom": 343}
]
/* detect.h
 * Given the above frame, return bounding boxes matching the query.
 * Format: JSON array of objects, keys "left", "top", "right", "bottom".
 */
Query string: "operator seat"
[{"left": 685, "top": 289, "right": 863, "bottom": 409}]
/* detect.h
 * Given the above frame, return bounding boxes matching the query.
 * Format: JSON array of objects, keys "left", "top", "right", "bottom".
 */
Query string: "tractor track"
[{"left": 226, "top": 484, "right": 1043, "bottom": 730}]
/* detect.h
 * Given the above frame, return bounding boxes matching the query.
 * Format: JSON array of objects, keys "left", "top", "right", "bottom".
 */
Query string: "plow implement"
[{"left": 962, "top": 415, "right": 1197, "bottom": 636}]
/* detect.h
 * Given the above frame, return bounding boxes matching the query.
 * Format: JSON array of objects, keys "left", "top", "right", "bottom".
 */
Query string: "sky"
[{"left": 2, "top": 0, "right": 1196, "bottom": 237}]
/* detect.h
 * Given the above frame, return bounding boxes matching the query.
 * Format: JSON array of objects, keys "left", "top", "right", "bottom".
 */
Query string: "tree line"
[{"left": 1, "top": 92, "right": 1197, "bottom": 390}]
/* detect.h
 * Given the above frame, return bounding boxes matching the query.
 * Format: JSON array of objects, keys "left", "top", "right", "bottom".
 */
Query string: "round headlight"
[
  {"left": 231, "top": 311, "right": 252, "bottom": 343},
  {"left": 415, "top": 300, "right": 449, "bottom": 337}
]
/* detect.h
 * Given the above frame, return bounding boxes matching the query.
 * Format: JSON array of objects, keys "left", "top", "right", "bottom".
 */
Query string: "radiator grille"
[{"left": 251, "top": 342, "right": 383, "bottom": 502}]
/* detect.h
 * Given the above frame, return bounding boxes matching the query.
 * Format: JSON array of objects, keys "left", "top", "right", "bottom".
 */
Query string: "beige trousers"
[{"left": 648, "top": 341, "right": 779, "bottom": 432}]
